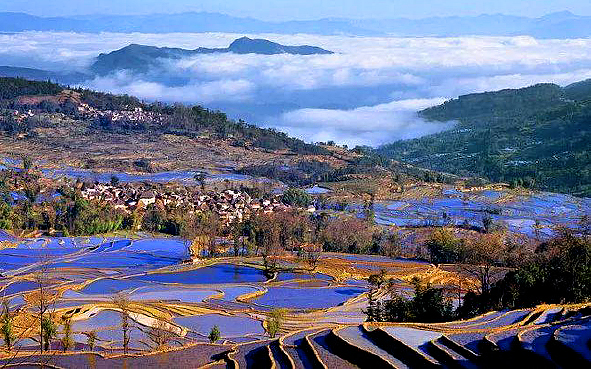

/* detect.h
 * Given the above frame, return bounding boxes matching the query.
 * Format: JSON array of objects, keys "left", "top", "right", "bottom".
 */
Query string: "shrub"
[
  {"left": 266, "top": 309, "right": 287, "bottom": 338},
  {"left": 208, "top": 325, "right": 221, "bottom": 343},
  {"left": 281, "top": 188, "right": 312, "bottom": 207}
]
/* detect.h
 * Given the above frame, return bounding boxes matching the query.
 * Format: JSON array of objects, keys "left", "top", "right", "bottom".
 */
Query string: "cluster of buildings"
[
  {"left": 7, "top": 109, "right": 35, "bottom": 123},
  {"left": 79, "top": 183, "right": 293, "bottom": 223},
  {"left": 8, "top": 89, "right": 167, "bottom": 127},
  {"left": 77, "top": 104, "right": 166, "bottom": 125}
]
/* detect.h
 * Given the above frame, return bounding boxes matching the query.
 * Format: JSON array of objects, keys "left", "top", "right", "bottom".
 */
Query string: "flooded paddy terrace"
[
  {"left": 325, "top": 186, "right": 590, "bottom": 239},
  {"left": 0, "top": 236, "right": 416, "bottom": 352}
]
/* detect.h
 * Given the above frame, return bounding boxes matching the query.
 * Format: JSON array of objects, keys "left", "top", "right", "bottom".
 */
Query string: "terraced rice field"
[
  {"left": 1, "top": 230, "right": 589, "bottom": 368},
  {"left": 252, "top": 286, "right": 366, "bottom": 309},
  {"left": 519, "top": 325, "right": 558, "bottom": 364},
  {"left": 42, "top": 167, "right": 255, "bottom": 184},
  {"left": 308, "top": 329, "right": 359, "bottom": 368},
  {"left": 0, "top": 235, "right": 381, "bottom": 363},
  {"left": 335, "top": 325, "right": 410, "bottom": 368},
  {"left": 335, "top": 189, "right": 591, "bottom": 239},
  {"left": 380, "top": 326, "right": 442, "bottom": 363},
  {"left": 132, "top": 264, "right": 268, "bottom": 284},
  {"left": 554, "top": 318, "right": 591, "bottom": 363},
  {"left": 174, "top": 314, "right": 265, "bottom": 340}
]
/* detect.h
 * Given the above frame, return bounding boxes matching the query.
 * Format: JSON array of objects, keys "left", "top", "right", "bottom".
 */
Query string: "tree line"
[{"left": 365, "top": 228, "right": 590, "bottom": 323}]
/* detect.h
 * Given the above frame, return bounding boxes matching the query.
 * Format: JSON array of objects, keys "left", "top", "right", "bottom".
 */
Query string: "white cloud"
[
  {"left": 273, "top": 98, "right": 453, "bottom": 147},
  {"left": 87, "top": 73, "right": 256, "bottom": 103},
  {"left": 1, "top": 32, "right": 591, "bottom": 145}
]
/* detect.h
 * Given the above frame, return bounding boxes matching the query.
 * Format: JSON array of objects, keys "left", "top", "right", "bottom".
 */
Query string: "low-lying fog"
[{"left": 2, "top": 32, "right": 591, "bottom": 146}]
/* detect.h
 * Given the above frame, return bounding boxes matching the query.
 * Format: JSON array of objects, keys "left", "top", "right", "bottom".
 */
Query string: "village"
[
  {"left": 78, "top": 181, "right": 313, "bottom": 224},
  {"left": 3, "top": 89, "right": 167, "bottom": 127}
]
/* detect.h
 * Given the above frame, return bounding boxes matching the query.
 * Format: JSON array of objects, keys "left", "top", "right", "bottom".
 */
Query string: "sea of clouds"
[{"left": 1, "top": 32, "right": 591, "bottom": 146}]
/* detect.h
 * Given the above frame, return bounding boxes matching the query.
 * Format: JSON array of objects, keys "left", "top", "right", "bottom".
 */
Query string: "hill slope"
[
  {"left": 377, "top": 80, "right": 591, "bottom": 196},
  {"left": 0, "top": 77, "right": 329, "bottom": 157}
]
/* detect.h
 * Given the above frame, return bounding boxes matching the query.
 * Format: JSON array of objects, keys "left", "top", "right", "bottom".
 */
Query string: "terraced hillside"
[{"left": 6, "top": 304, "right": 586, "bottom": 368}]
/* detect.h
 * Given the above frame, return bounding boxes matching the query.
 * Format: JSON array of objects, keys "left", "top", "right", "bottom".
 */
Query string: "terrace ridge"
[
  {"left": 369, "top": 326, "right": 441, "bottom": 368},
  {"left": 270, "top": 338, "right": 295, "bottom": 369},
  {"left": 517, "top": 325, "right": 559, "bottom": 366},
  {"left": 265, "top": 344, "right": 278, "bottom": 369},
  {"left": 426, "top": 338, "right": 479, "bottom": 369},
  {"left": 329, "top": 326, "right": 405, "bottom": 368},
  {"left": 481, "top": 329, "right": 518, "bottom": 353},
  {"left": 438, "top": 335, "right": 480, "bottom": 362},
  {"left": 308, "top": 329, "right": 359, "bottom": 369},
  {"left": 302, "top": 330, "right": 329, "bottom": 369},
  {"left": 551, "top": 318, "right": 591, "bottom": 365}
]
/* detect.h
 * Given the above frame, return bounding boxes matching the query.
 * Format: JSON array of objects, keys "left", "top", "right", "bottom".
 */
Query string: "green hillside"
[
  {"left": 377, "top": 81, "right": 591, "bottom": 196},
  {"left": 0, "top": 77, "right": 328, "bottom": 156}
]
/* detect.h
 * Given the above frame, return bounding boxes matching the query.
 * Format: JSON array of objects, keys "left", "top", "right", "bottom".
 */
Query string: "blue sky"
[{"left": 3, "top": 0, "right": 591, "bottom": 20}]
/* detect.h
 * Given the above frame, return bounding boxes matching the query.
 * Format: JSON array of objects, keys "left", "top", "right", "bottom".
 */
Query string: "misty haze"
[{"left": 2, "top": 31, "right": 591, "bottom": 145}]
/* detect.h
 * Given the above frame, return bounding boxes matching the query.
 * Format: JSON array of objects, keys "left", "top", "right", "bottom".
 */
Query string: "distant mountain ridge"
[
  {"left": 377, "top": 80, "right": 591, "bottom": 196},
  {"left": 0, "top": 66, "right": 90, "bottom": 84},
  {"left": 91, "top": 37, "right": 333, "bottom": 75},
  {"left": 1, "top": 11, "right": 591, "bottom": 38}
]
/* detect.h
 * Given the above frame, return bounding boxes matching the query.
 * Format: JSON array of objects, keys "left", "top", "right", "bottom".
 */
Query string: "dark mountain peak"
[
  {"left": 231, "top": 36, "right": 253, "bottom": 43},
  {"left": 228, "top": 37, "right": 333, "bottom": 55},
  {"left": 91, "top": 38, "right": 333, "bottom": 75},
  {"left": 124, "top": 43, "right": 145, "bottom": 49},
  {"left": 228, "top": 37, "right": 285, "bottom": 54}
]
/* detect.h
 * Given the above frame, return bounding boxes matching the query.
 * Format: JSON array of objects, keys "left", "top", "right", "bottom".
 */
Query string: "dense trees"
[
  {"left": 281, "top": 188, "right": 312, "bottom": 207},
  {"left": 378, "top": 81, "right": 591, "bottom": 196},
  {"left": 369, "top": 229, "right": 590, "bottom": 323},
  {"left": 320, "top": 217, "right": 375, "bottom": 254},
  {"left": 425, "top": 228, "right": 465, "bottom": 264},
  {"left": 366, "top": 276, "right": 453, "bottom": 323},
  {"left": 140, "top": 104, "right": 329, "bottom": 155},
  {"left": 0, "top": 77, "right": 62, "bottom": 100},
  {"left": 181, "top": 211, "right": 223, "bottom": 258},
  {"left": 482, "top": 230, "right": 591, "bottom": 310}
]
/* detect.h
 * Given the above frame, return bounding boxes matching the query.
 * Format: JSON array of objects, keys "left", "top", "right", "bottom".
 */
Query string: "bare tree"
[
  {"left": 60, "top": 316, "right": 73, "bottom": 352},
  {"left": 112, "top": 293, "right": 132, "bottom": 355},
  {"left": 301, "top": 243, "right": 322, "bottom": 270},
  {"left": 382, "top": 230, "right": 402, "bottom": 259},
  {"left": 31, "top": 260, "right": 58, "bottom": 355},
  {"left": 181, "top": 212, "right": 221, "bottom": 259},
  {"left": 86, "top": 330, "right": 97, "bottom": 351},
  {"left": 461, "top": 232, "right": 511, "bottom": 295},
  {"left": 146, "top": 319, "right": 175, "bottom": 351}
]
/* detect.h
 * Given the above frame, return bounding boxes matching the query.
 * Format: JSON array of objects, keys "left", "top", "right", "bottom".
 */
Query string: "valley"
[{"left": 0, "top": 18, "right": 589, "bottom": 366}]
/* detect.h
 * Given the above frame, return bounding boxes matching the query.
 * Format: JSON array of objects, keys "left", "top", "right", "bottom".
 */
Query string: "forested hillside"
[
  {"left": 0, "top": 77, "right": 328, "bottom": 156},
  {"left": 378, "top": 80, "right": 591, "bottom": 196}
]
